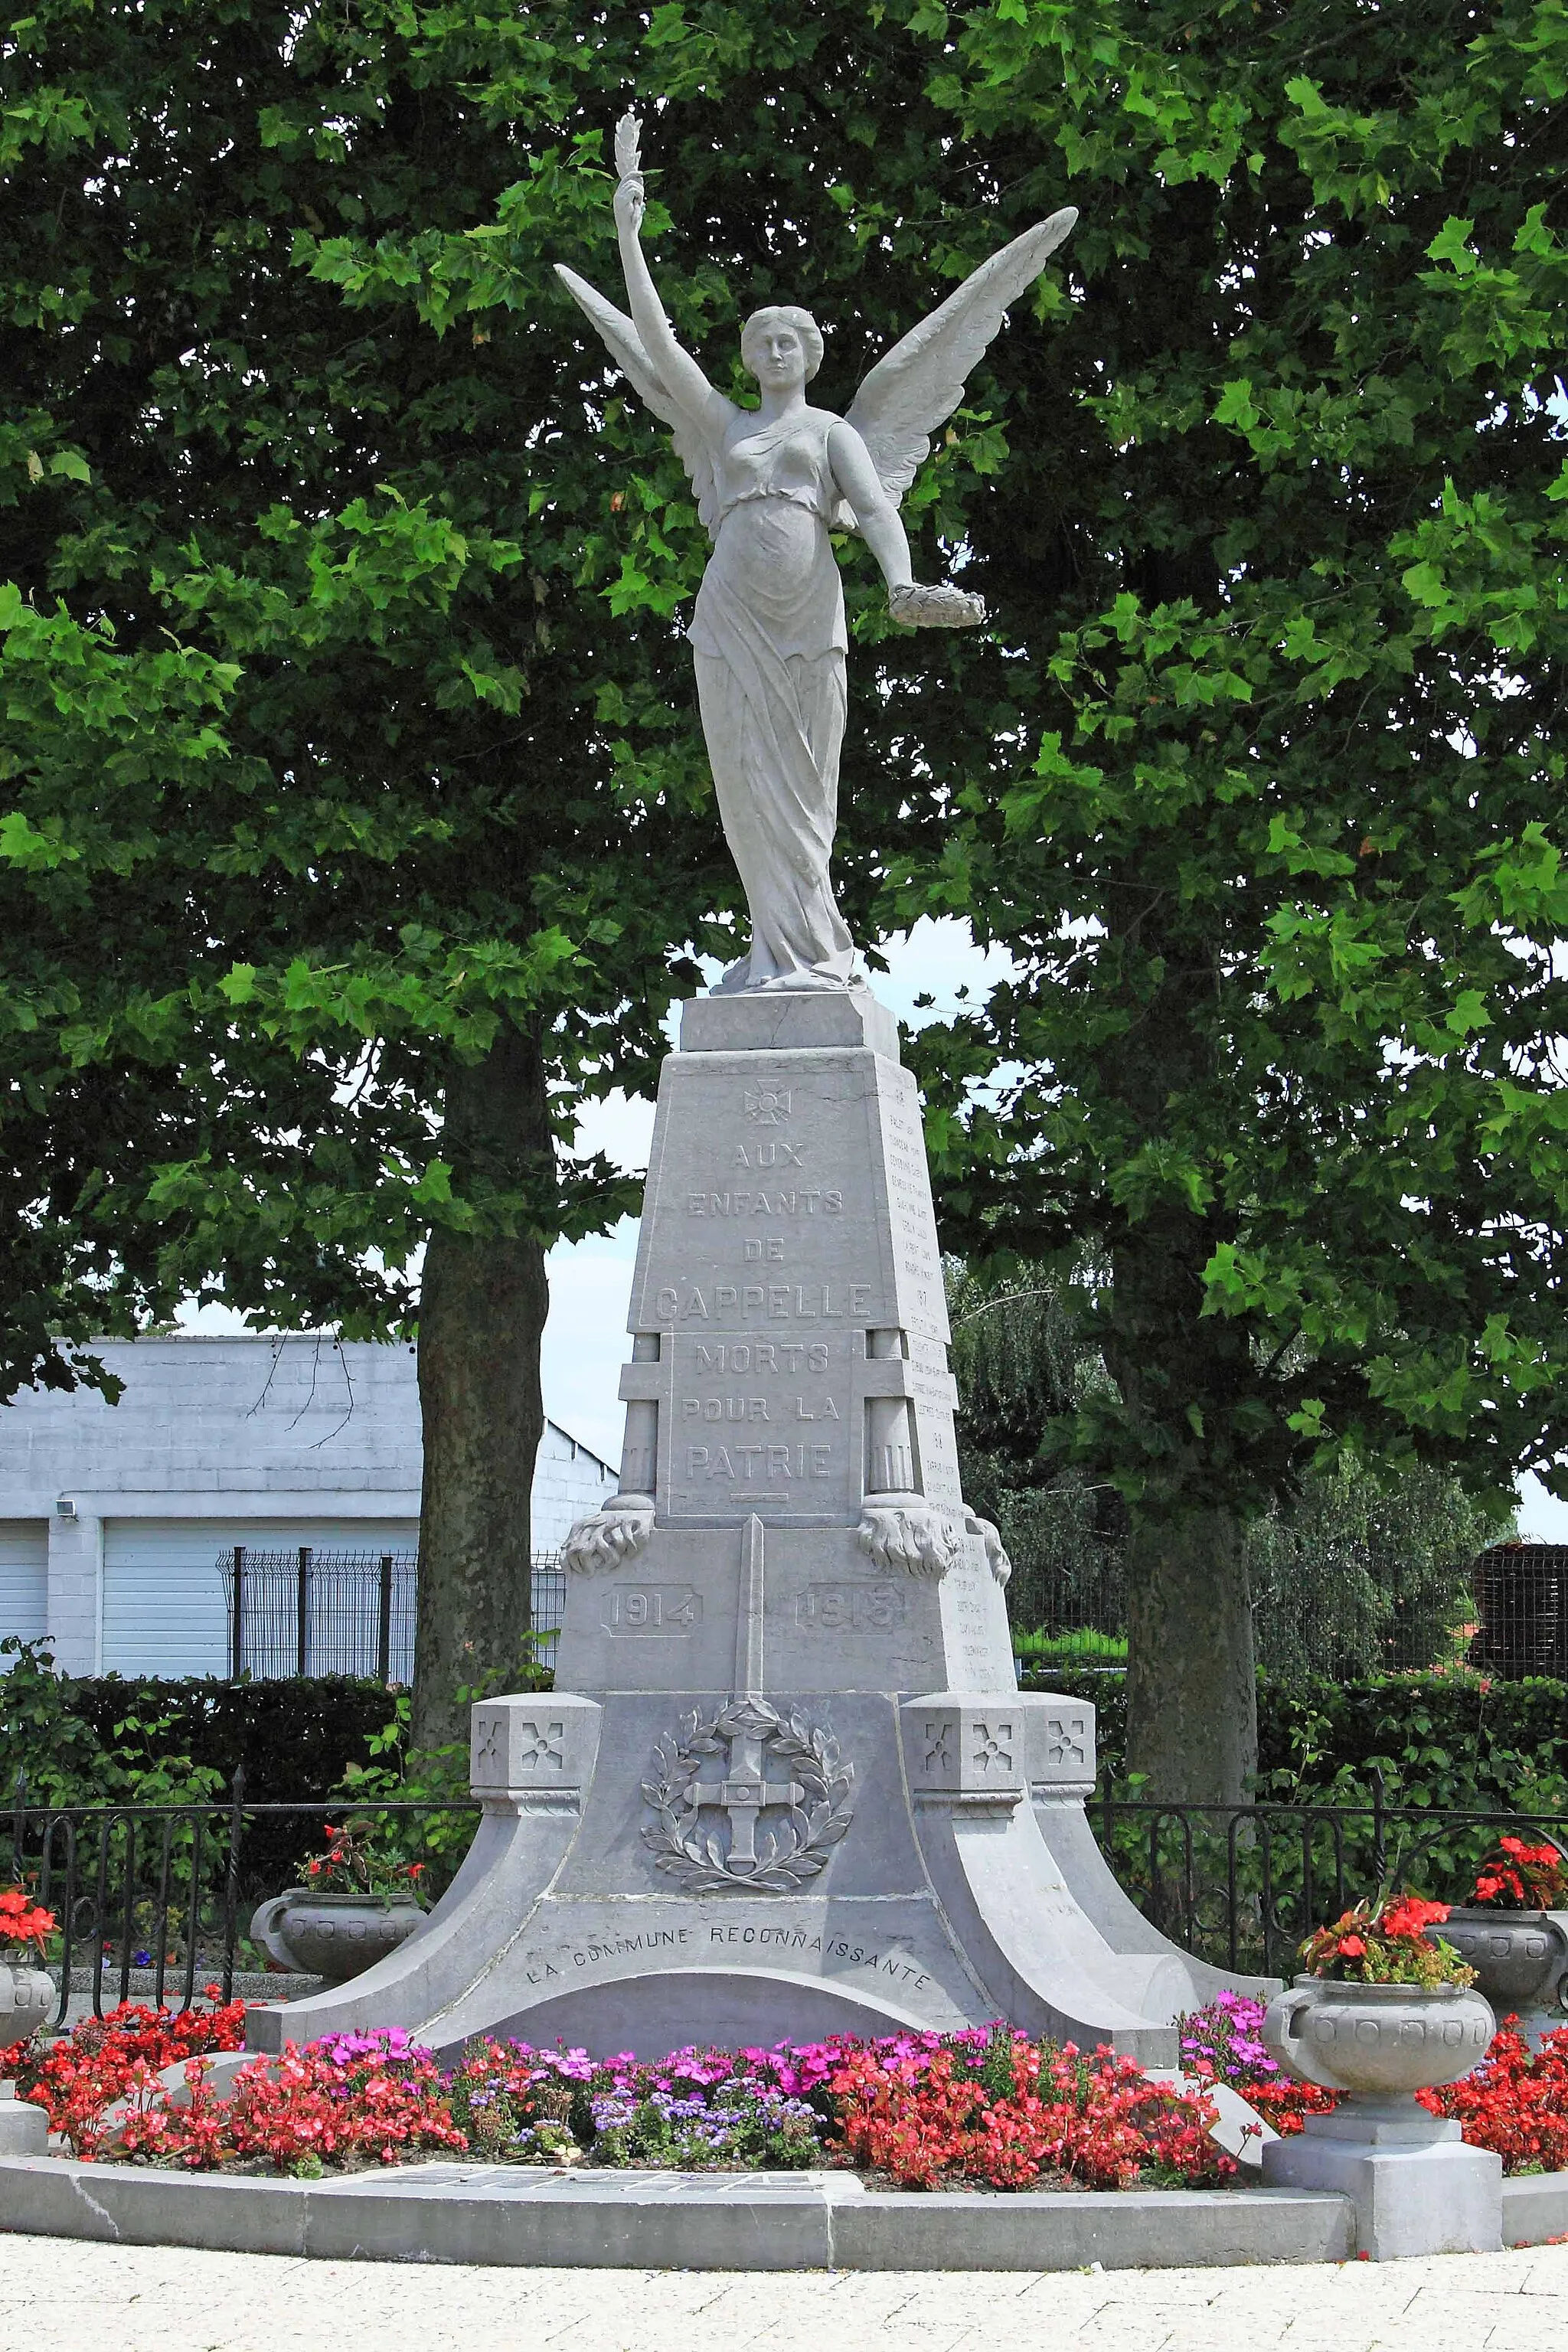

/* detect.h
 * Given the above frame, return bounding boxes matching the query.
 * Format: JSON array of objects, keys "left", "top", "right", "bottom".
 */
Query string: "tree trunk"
[
  {"left": 1097, "top": 931, "right": 1260, "bottom": 1805},
  {"left": 413, "top": 1024, "right": 551, "bottom": 1753},
  {"left": 1123, "top": 1502, "right": 1256, "bottom": 1805},
  {"left": 1102, "top": 1207, "right": 1260, "bottom": 1806}
]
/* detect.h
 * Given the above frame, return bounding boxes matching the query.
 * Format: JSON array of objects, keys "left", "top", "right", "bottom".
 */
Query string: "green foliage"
[
  {"left": 1256, "top": 1670, "right": 1568, "bottom": 1821},
  {"left": 1247, "top": 1457, "right": 1494, "bottom": 1680},
  {"left": 1021, "top": 1661, "right": 1568, "bottom": 1823},
  {"left": 877, "top": 5, "right": 1568, "bottom": 1628},
  {"left": 0, "top": 1, "right": 1086, "bottom": 1399},
  {"left": 3, "top": 1646, "right": 404, "bottom": 1806},
  {"left": 0, "top": 1639, "right": 226, "bottom": 1812},
  {"left": 334, "top": 1656, "right": 550, "bottom": 1871},
  {"left": 954, "top": 1261, "right": 1498, "bottom": 1676},
  {"left": 1014, "top": 1628, "right": 1128, "bottom": 1667},
  {"left": 0, "top": 1, "right": 745, "bottom": 1393},
  {"left": 5, "top": 5, "right": 1562, "bottom": 1790}
]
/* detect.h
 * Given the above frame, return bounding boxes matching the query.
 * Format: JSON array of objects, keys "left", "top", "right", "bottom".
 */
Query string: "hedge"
[
  {"left": 1021, "top": 1665, "right": 1568, "bottom": 1815},
  {"left": 66, "top": 1674, "right": 403, "bottom": 1802},
  {"left": 1, "top": 1671, "right": 401, "bottom": 1809},
  {"left": 10, "top": 1663, "right": 1567, "bottom": 1822}
]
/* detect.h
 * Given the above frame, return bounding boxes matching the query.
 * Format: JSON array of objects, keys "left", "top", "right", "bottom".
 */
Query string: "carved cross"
[{"left": 691, "top": 1716, "right": 804, "bottom": 1873}]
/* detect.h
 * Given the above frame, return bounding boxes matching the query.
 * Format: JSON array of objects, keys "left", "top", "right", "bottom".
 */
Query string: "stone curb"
[
  {"left": 0, "top": 2154, "right": 1348, "bottom": 2269},
  {"left": 3, "top": 2151, "right": 1563, "bottom": 2269},
  {"left": 1503, "top": 2171, "right": 1568, "bottom": 2249}
]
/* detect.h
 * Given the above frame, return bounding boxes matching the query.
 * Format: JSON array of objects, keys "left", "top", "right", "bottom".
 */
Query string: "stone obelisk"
[{"left": 248, "top": 990, "right": 1262, "bottom": 2063}]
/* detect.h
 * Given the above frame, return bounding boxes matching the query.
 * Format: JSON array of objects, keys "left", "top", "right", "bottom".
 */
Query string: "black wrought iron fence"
[
  {"left": 217, "top": 1549, "right": 569, "bottom": 1681},
  {"left": 9, "top": 1763, "right": 1563, "bottom": 2031},
  {"left": 1096, "top": 1777, "right": 1568, "bottom": 1980},
  {"left": 5, "top": 1778, "right": 480, "bottom": 2028}
]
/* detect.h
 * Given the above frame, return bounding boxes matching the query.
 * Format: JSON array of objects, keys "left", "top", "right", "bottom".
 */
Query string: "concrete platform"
[
  {"left": 2, "top": 2150, "right": 1565, "bottom": 2271},
  {"left": 0, "top": 2153, "right": 1356, "bottom": 2268}
]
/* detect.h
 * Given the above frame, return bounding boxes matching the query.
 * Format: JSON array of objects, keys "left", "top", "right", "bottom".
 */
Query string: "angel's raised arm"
[
  {"left": 609, "top": 170, "right": 730, "bottom": 439},
  {"left": 555, "top": 255, "right": 727, "bottom": 536}
]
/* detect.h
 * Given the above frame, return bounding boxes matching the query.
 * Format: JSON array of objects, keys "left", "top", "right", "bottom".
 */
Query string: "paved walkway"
[{"left": 1, "top": 2236, "right": 1564, "bottom": 2351}]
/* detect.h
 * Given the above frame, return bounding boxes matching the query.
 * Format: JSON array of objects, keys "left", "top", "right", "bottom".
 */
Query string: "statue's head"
[{"left": 740, "top": 305, "right": 824, "bottom": 389}]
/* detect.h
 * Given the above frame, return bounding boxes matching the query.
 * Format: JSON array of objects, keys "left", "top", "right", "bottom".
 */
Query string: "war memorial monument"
[
  {"left": 244, "top": 119, "right": 1257, "bottom": 2066},
  {"left": 0, "top": 113, "right": 1529, "bottom": 2279}
]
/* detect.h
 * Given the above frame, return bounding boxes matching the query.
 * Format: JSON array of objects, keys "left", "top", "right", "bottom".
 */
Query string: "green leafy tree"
[
  {"left": 1247, "top": 1458, "right": 1494, "bottom": 1683},
  {"left": 0, "top": 4, "right": 1066, "bottom": 1742},
  {"left": 11, "top": 2, "right": 1557, "bottom": 1798},
  {"left": 950, "top": 1260, "right": 1496, "bottom": 1684},
  {"left": 884, "top": 2, "right": 1568, "bottom": 1798},
  {"left": 0, "top": 586, "right": 250, "bottom": 1403},
  {"left": 0, "top": 5, "right": 733, "bottom": 1741}
]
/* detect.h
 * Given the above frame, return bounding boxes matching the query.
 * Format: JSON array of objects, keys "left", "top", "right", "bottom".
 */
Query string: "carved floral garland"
[{"left": 641, "top": 1697, "right": 854, "bottom": 1894}]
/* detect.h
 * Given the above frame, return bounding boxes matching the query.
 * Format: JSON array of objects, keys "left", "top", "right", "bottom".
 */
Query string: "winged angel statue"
[{"left": 557, "top": 116, "right": 1076, "bottom": 995}]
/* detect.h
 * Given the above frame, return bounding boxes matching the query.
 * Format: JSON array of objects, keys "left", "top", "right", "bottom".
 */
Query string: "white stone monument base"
[
  {"left": 250, "top": 990, "right": 1270, "bottom": 2064},
  {"left": 1263, "top": 2106, "right": 1504, "bottom": 2258}
]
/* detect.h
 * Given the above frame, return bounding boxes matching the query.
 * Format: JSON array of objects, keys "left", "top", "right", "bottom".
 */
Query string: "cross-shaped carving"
[
  {"left": 972, "top": 1721, "right": 1014, "bottom": 1772},
  {"left": 690, "top": 1702, "right": 804, "bottom": 1873},
  {"left": 517, "top": 1720, "right": 565, "bottom": 1772},
  {"left": 922, "top": 1722, "right": 952, "bottom": 1772},
  {"left": 475, "top": 1717, "right": 502, "bottom": 1772},
  {"left": 1047, "top": 1716, "right": 1086, "bottom": 1767}
]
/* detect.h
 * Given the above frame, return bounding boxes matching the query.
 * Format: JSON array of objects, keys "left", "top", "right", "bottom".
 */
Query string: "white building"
[{"left": 0, "top": 1335, "right": 615, "bottom": 1678}]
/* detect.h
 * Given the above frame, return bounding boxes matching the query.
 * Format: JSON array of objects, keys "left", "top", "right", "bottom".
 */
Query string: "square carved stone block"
[
  {"left": 1021, "top": 1692, "right": 1098, "bottom": 1796},
  {"left": 901, "top": 1695, "right": 1025, "bottom": 1802},
  {"left": 470, "top": 1693, "right": 602, "bottom": 1797}
]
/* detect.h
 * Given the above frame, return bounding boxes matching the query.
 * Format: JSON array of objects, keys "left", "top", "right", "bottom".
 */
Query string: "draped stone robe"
[{"left": 688, "top": 409, "right": 857, "bottom": 993}]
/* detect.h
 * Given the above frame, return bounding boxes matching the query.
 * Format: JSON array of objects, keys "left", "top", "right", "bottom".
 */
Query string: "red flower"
[
  {"left": 1338, "top": 1934, "right": 1366, "bottom": 1958},
  {"left": 0, "top": 1886, "right": 57, "bottom": 1957},
  {"left": 1469, "top": 1838, "right": 1568, "bottom": 1910}
]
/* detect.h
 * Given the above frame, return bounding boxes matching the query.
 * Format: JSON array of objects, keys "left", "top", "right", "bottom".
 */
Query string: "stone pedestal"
[
  {"left": 1263, "top": 2105, "right": 1503, "bottom": 2259},
  {"left": 0, "top": 2095, "right": 47, "bottom": 2156},
  {"left": 247, "top": 991, "right": 1266, "bottom": 2062}
]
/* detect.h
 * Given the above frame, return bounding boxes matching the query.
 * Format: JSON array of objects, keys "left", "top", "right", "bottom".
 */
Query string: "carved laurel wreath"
[{"left": 641, "top": 1697, "right": 854, "bottom": 1895}]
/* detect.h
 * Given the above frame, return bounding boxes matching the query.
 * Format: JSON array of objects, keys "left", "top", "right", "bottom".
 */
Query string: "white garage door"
[
  {"left": 0, "top": 1521, "right": 47, "bottom": 1657},
  {"left": 102, "top": 1517, "right": 420, "bottom": 1678}
]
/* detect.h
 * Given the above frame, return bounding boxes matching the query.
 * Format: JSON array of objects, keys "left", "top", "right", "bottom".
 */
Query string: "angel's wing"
[
  {"left": 555, "top": 263, "right": 725, "bottom": 537},
  {"left": 838, "top": 208, "right": 1077, "bottom": 523}
]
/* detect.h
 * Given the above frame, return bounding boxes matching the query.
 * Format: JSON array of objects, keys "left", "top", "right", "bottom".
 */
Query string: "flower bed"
[
  {"left": 1422, "top": 2023, "right": 1568, "bottom": 2173},
  {"left": 13, "top": 1989, "right": 1568, "bottom": 2189},
  {"left": 0, "top": 2007, "right": 1233, "bottom": 2190},
  {"left": 2, "top": 1992, "right": 250, "bottom": 2158},
  {"left": 1179, "top": 1985, "right": 1338, "bottom": 2137}
]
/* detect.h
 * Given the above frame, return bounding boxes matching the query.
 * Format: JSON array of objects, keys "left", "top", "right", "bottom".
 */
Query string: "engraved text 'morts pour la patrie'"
[{"left": 243, "top": 123, "right": 1269, "bottom": 2063}]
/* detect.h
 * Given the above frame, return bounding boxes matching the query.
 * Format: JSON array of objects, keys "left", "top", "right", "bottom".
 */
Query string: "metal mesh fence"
[
  {"left": 216, "top": 1549, "right": 567, "bottom": 1682},
  {"left": 1468, "top": 1544, "right": 1568, "bottom": 1679},
  {"left": 1007, "top": 1543, "right": 1563, "bottom": 1680}
]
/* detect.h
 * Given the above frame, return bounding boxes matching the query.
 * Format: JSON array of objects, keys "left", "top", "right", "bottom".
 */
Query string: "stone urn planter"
[
  {"left": 1426, "top": 1909, "right": 1568, "bottom": 2017},
  {"left": 0, "top": 1960, "right": 54, "bottom": 2049},
  {"left": 249, "top": 1890, "right": 424, "bottom": 1987},
  {"left": 1263, "top": 1976, "right": 1494, "bottom": 2106}
]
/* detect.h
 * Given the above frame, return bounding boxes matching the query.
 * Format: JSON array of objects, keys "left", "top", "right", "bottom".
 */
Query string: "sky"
[{"left": 178, "top": 910, "right": 1565, "bottom": 1538}]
